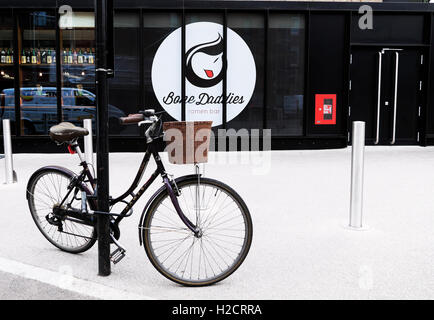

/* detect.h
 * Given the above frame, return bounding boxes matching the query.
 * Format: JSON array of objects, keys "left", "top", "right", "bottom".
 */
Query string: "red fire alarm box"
[{"left": 315, "top": 94, "right": 336, "bottom": 125}]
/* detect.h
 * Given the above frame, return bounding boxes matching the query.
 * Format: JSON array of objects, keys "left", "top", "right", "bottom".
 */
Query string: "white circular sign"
[{"left": 152, "top": 22, "right": 256, "bottom": 126}]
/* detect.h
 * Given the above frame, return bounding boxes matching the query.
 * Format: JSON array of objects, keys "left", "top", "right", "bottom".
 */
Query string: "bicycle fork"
[{"left": 163, "top": 176, "right": 202, "bottom": 237}]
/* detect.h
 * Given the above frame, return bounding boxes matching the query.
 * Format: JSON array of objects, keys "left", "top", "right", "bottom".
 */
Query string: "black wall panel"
[
  {"left": 351, "top": 13, "right": 425, "bottom": 44},
  {"left": 0, "top": 1, "right": 432, "bottom": 151},
  {"left": 306, "top": 12, "right": 346, "bottom": 136},
  {"left": 425, "top": 13, "right": 434, "bottom": 142}
]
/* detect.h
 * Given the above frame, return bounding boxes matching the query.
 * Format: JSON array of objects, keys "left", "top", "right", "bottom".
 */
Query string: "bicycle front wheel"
[{"left": 142, "top": 176, "right": 253, "bottom": 286}]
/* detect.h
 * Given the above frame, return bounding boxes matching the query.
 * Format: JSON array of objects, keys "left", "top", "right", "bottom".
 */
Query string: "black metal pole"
[
  {"left": 95, "top": 0, "right": 111, "bottom": 277},
  {"left": 181, "top": 9, "right": 186, "bottom": 121},
  {"left": 222, "top": 9, "right": 227, "bottom": 130}
]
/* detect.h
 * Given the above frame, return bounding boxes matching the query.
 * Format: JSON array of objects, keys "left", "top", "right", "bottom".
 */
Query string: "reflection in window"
[
  {"left": 268, "top": 14, "right": 305, "bottom": 136},
  {"left": 0, "top": 12, "right": 15, "bottom": 134},
  {"left": 227, "top": 13, "right": 264, "bottom": 130},
  {"left": 19, "top": 11, "right": 57, "bottom": 135},
  {"left": 108, "top": 12, "right": 140, "bottom": 136},
  {"left": 143, "top": 12, "right": 181, "bottom": 124},
  {"left": 60, "top": 12, "right": 98, "bottom": 133}
]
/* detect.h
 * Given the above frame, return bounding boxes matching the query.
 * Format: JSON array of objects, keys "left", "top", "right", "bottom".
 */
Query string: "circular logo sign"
[{"left": 152, "top": 22, "right": 256, "bottom": 126}]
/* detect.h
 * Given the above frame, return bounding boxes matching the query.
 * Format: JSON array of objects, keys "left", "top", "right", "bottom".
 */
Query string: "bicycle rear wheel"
[
  {"left": 142, "top": 176, "right": 253, "bottom": 286},
  {"left": 27, "top": 167, "right": 96, "bottom": 254}
]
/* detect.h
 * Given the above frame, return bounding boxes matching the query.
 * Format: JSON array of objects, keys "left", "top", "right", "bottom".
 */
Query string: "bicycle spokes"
[
  {"left": 28, "top": 170, "right": 95, "bottom": 252},
  {"left": 144, "top": 179, "right": 250, "bottom": 284}
]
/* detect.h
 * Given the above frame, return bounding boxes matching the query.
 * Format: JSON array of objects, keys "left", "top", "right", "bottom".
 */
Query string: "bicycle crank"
[{"left": 45, "top": 214, "right": 63, "bottom": 231}]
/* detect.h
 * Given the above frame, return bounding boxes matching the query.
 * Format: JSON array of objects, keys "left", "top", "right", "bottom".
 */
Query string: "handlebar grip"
[{"left": 119, "top": 113, "right": 144, "bottom": 125}]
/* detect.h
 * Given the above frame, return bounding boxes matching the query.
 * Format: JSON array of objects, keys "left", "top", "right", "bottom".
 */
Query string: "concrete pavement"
[
  {"left": 1, "top": 147, "right": 434, "bottom": 299},
  {"left": 0, "top": 270, "right": 98, "bottom": 300}
]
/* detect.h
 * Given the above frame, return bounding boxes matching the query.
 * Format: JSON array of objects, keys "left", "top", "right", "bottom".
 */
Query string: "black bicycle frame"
[{"left": 56, "top": 138, "right": 198, "bottom": 235}]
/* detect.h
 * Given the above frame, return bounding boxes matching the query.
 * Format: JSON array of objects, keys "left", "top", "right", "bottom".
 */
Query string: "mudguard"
[{"left": 138, "top": 174, "right": 200, "bottom": 246}]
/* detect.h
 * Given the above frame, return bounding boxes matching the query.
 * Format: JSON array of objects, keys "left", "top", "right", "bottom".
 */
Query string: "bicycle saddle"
[{"left": 49, "top": 122, "right": 89, "bottom": 143}]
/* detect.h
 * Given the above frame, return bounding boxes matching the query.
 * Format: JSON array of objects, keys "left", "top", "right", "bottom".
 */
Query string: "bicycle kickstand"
[{"left": 109, "top": 233, "right": 126, "bottom": 264}]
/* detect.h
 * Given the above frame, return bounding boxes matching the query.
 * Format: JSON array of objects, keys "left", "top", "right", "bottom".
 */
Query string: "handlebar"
[
  {"left": 119, "top": 113, "right": 144, "bottom": 125},
  {"left": 119, "top": 109, "right": 165, "bottom": 125},
  {"left": 119, "top": 109, "right": 165, "bottom": 143}
]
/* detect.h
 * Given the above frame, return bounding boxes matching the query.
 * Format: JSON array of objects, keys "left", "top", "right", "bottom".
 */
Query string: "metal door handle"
[
  {"left": 391, "top": 52, "right": 399, "bottom": 145},
  {"left": 375, "top": 51, "right": 383, "bottom": 145}
]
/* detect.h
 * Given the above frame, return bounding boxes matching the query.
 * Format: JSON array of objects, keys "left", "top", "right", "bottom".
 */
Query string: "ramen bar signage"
[{"left": 152, "top": 22, "right": 256, "bottom": 126}]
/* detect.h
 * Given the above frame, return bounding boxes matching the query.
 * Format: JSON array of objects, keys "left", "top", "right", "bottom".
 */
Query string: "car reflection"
[{"left": 0, "top": 87, "right": 125, "bottom": 134}]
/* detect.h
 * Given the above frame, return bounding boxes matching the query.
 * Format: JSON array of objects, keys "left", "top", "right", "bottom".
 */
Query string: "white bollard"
[
  {"left": 349, "top": 121, "right": 365, "bottom": 229},
  {"left": 83, "top": 119, "right": 94, "bottom": 167},
  {"left": 2, "top": 119, "right": 16, "bottom": 184}
]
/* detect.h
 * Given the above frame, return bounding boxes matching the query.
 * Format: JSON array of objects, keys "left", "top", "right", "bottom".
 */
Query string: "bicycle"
[{"left": 26, "top": 109, "right": 253, "bottom": 286}]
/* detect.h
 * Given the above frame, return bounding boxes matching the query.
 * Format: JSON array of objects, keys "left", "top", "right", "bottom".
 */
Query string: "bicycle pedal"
[{"left": 110, "top": 247, "right": 126, "bottom": 264}]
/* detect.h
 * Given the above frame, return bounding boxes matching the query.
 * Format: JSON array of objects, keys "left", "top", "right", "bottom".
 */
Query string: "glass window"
[
  {"left": 186, "top": 14, "right": 222, "bottom": 25},
  {"left": 18, "top": 11, "right": 57, "bottom": 135},
  {"left": 267, "top": 14, "right": 305, "bottom": 136},
  {"left": 143, "top": 12, "right": 181, "bottom": 124},
  {"left": 60, "top": 11, "right": 96, "bottom": 133},
  {"left": 108, "top": 11, "right": 140, "bottom": 136},
  {"left": 0, "top": 11, "right": 15, "bottom": 134},
  {"left": 227, "top": 13, "right": 264, "bottom": 131}
]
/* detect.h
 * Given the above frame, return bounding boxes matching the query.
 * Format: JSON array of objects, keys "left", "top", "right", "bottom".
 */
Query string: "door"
[{"left": 349, "top": 47, "right": 422, "bottom": 145}]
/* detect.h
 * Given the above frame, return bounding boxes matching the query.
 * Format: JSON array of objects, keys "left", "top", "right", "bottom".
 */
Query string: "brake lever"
[
  {"left": 138, "top": 109, "right": 166, "bottom": 116},
  {"left": 137, "top": 120, "right": 153, "bottom": 126},
  {"left": 138, "top": 115, "right": 158, "bottom": 127}
]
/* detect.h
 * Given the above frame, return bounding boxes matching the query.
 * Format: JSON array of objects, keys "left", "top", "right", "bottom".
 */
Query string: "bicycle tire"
[
  {"left": 142, "top": 175, "right": 253, "bottom": 286},
  {"left": 27, "top": 167, "right": 97, "bottom": 254}
]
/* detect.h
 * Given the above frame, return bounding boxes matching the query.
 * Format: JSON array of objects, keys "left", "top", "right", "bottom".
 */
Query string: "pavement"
[
  {"left": 0, "top": 270, "right": 98, "bottom": 300},
  {"left": 1, "top": 147, "right": 434, "bottom": 299}
]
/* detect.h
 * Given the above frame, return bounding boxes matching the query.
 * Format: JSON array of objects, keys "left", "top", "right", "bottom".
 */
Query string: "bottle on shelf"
[
  {"left": 83, "top": 48, "right": 87, "bottom": 64},
  {"left": 1, "top": 48, "right": 5, "bottom": 64},
  {"left": 47, "top": 49, "right": 52, "bottom": 64},
  {"left": 67, "top": 48, "right": 73, "bottom": 64},
  {"left": 37, "top": 49, "right": 41, "bottom": 64},
  {"left": 88, "top": 48, "right": 94, "bottom": 64},
  {"left": 52, "top": 49, "right": 56, "bottom": 63},
  {"left": 82, "top": 48, "right": 88, "bottom": 64},
  {"left": 41, "top": 48, "right": 47, "bottom": 64},
  {"left": 6, "top": 48, "right": 11, "bottom": 64},
  {"left": 72, "top": 48, "right": 77, "bottom": 64},
  {"left": 26, "top": 50, "right": 30, "bottom": 64},
  {"left": 10, "top": 49, "right": 13, "bottom": 64},
  {"left": 21, "top": 49, "right": 26, "bottom": 64},
  {"left": 31, "top": 49, "right": 37, "bottom": 64},
  {"left": 78, "top": 49, "right": 83, "bottom": 64},
  {"left": 63, "top": 49, "right": 67, "bottom": 64}
]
